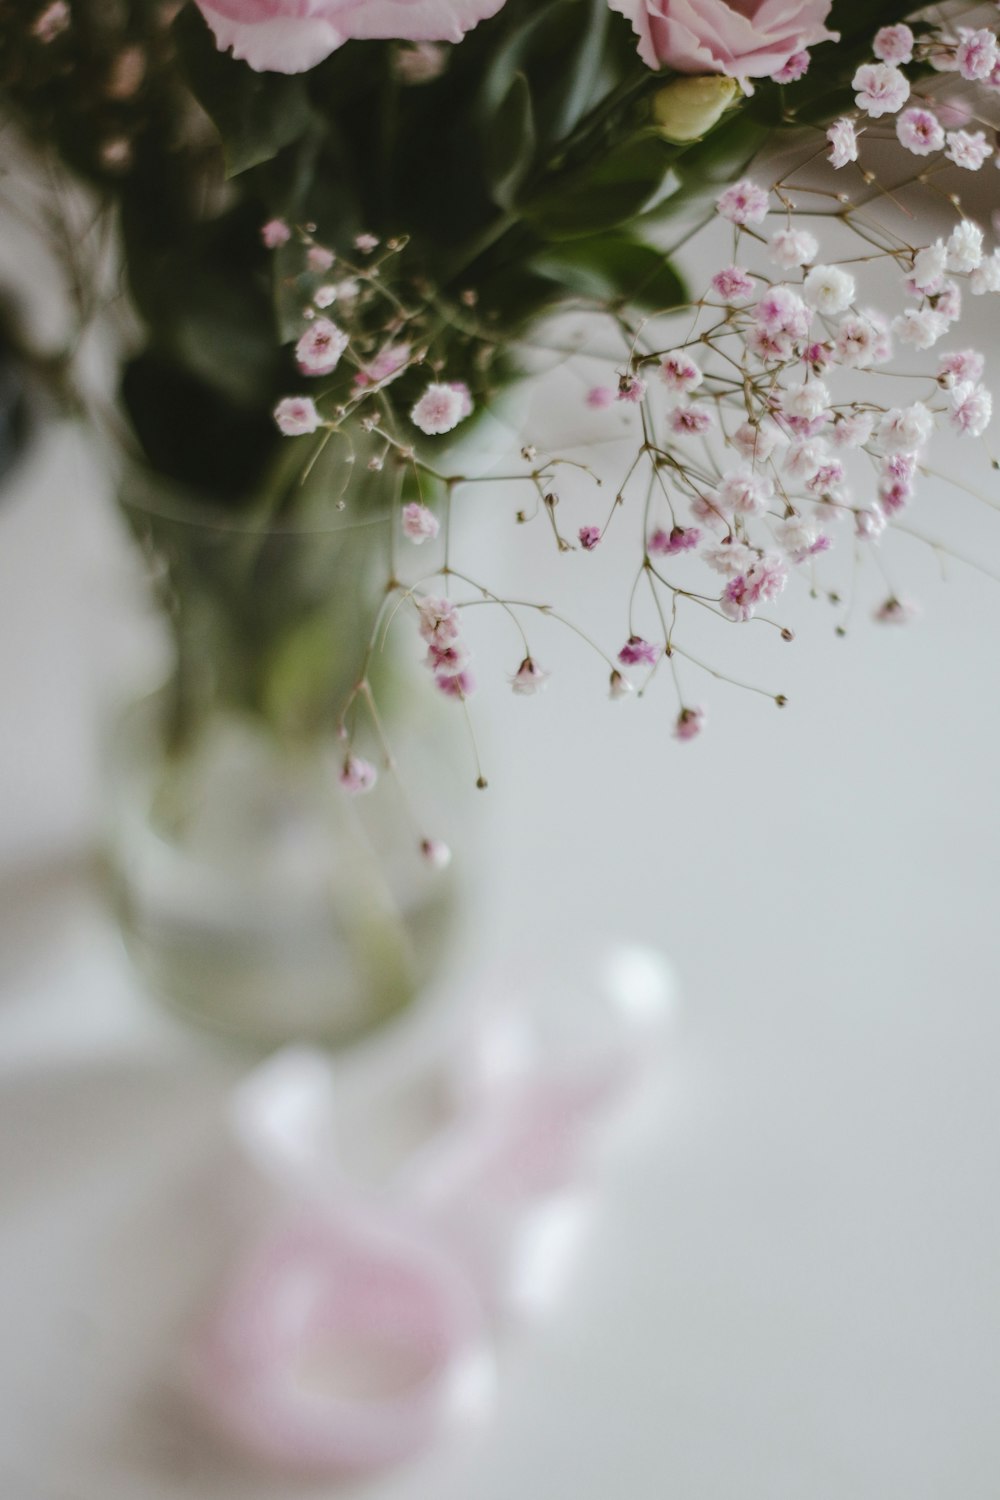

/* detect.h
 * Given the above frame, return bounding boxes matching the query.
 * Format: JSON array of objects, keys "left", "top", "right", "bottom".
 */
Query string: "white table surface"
[{"left": 3, "top": 282, "right": 1000, "bottom": 1500}]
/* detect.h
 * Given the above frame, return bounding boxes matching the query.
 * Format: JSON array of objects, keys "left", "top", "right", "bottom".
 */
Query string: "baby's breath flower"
[
  {"left": 945, "top": 130, "right": 993, "bottom": 170},
  {"left": 274, "top": 396, "right": 320, "bottom": 435},
  {"left": 340, "top": 755, "right": 377, "bottom": 794},
  {"left": 411, "top": 382, "right": 469, "bottom": 435},
  {"left": 896, "top": 108, "right": 944, "bottom": 155},
  {"left": 510, "top": 658, "right": 549, "bottom": 695},
  {"left": 401, "top": 502, "right": 440, "bottom": 543},
  {"left": 852, "top": 62, "right": 910, "bottom": 117},
  {"left": 803, "top": 264, "right": 855, "bottom": 315},
  {"left": 261, "top": 218, "right": 291, "bottom": 249},
  {"left": 296, "top": 318, "right": 348, "bottom": 376},
  {"left": 827, "top": 117, "right": 859, "bottom": 168},
  {"left": 715, "top": 179, "right": 769, "bottom": 226},
  {"left": 673, "top": 706, "right": 707, "bottom": 741}
]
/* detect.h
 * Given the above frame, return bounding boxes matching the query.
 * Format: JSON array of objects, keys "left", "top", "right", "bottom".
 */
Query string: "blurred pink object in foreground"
[
  {"left": 189, "top": 1210, "right": 492, "bottom": 1475},
  {"left": 189, "top": 944, "right": 677, "bottom": 1474}
]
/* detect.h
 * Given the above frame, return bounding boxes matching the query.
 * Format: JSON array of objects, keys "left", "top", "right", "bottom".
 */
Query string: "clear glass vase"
[{"left": 105, "top": 461, "right": 462, "bottom": 1049}]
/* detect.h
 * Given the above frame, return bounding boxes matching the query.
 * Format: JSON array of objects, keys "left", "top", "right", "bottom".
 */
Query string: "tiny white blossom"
[
  {"left": 803, "top": 264, "right": 855, "bottom": 315},
  {"left": 970, "top": 251, "right": 1000, "bottom": 295},
  {"left": 945, "top": 221, "right": 984, "bottom": 274},
  {"left": 877, "top": 402, "right": 934, "bottom": 454},
  {"left": 827, "top": 118, "right": 858, "bottom": 168},
  {"left": 780, "top": 379, "right": 830, "bottom": 422},
  {"left": 768, "top": 229, "right": 818, "bottom": 269},
  {"left": 892, "top": 308, "right": 949, "bottom": 349},
  {"left": 510, "top": 657, "right": 549, "bottom": 695},
  {"left": 911, "top": 241, "right": 947, "bottom": 292}
]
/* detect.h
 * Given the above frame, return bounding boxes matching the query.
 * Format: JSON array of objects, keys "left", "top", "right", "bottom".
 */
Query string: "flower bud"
[{"left": 652, "top": 76, "right": 741, "bottom": 144}]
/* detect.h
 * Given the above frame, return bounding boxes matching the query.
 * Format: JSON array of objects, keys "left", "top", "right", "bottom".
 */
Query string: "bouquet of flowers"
[{"left": 2, "top": 0, "right": 999, "bottom": 862}]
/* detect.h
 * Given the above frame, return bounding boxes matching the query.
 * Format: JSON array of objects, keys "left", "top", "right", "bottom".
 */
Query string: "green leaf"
[
  {"left": 530, "top": 236, "right": 686, "bottom": 311},
  {"left": 521, "top": 132, "right": 679, "bottom": 239},
  {"left": 485, "top": 72, "right": 537, "bottom": 210},
  {"left": 545, "top": 0, "right": 614, "bottom": 141},
  {"left": 173, "top": 7, "right": 314, "bottom": 177}
]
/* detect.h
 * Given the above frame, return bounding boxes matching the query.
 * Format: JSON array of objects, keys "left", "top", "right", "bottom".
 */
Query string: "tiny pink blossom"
[
  {"left": 827, "top": 117, "right": 858, "bottom": 168},
  {"left": 353, "top": 341, "right": 411, "bottom": 391},
  {"left": 716, "top": 179, "right": 770, "bottom": 226},
  {"left": 878, "top": 478, "right": 913, "bottom": 515},
  {"left": 435, "top": 668, "right": 475, "bottom": 699},
  {"left": 307, "top": 245, "right": 334, "bottom": 273},
  {"left": 673, "top": 706, "right": 706, "bottom": 741},
  {"left": 772, "top": 50, "right": 810, "bottom": 84},
  {"left": 617, "top": 373, "right": 647, "bottom": 404},
  {"left": 295, "top": 317, "right": 348, "bottom": 375},
  {"left": 806, "top": 459, "right": 845, "bottom": 495},
  {"left": 803, "top": 341, "right": 832, "bottom": 371},
  {"left": 668, "top": 404, "right": 713, "bottom": 435},
  {"left": 945, "top": 130, "right": 992, "bottom": 170},
  {"left": 711, "top": 265, "right": 755, "bottom": 303},
  {"left": 340, "top": 754, "right": 377, "bottom": 794},
  {"left": 720, "top": 554, "right": 787, "bottom": 621},
  {"left": 411, "top": 382, "right": 469, "bottom": 435},
  {"left": 938, "top": 349, "right": 984, "bottom": 387},
  {"left": 659, "top": 351, "right": 703, "bottom": 396},
  {"left": 419, "top": 836, "right": 452, "bottom": 869},
  {"left": 853, "top": 62, "right": 910, "bottom": 117},
  {"left": 703, "top": 539, "right": 756, "bottom": 577},
  {"left": 510, "top": 657, "right": 549, "bottom": 695},
  {"left": 417, "top": 596, "right": 460, "bottom": 647},
  {"left": 896, "top": 107, "right": 944, "bottom": 155},
  {"left": 893, "top": 307, "right": 949, "bottom": 349},
  {"left": 873, "top": 24, "right": 913, "bottom": 64},
  {"left": 949, "top": 382, "right": 992, "bottom": 437},
  {"left": 273, "top": 395, "right": 320, "bottom": 435},
  {"left": 618, "top": 636, "right": 660, "bottom": 667},
  {"left": 732, "top": 421, "right": 783, "bottom": 463},
  {"left": 956, "top": 28, "right": 998, "bottom": 83},
  {"left": 586, "top": 385, "right": 615, "bottom": 408},
  {"left": 718, "top": 468, "right": 773, "bottom": 516},
  {"left": 834, "top": 312, "right": 883, "bottom": 368},
  {"left": 578, "top": 525, "right": 602, "bottom": 551},
  {"left": 401, "top": 502, "right": 439, "bottom": 544},
  {"left": 775, "top": 514, "right": 831, "bottom": 563},
  {"left": 831, "top": 410, "right": 875, "bottom": 447},
  {"left": 354, "top": 233, "right": 379, "bottom": 253},
  {"left": 426, "top": 641, "right": 469, "bottom": 675},
  {"left": 314, "top": 284, "right": 337, "bottom": 308},
  {"left": 648, "top": 525, "right": 701, "bottom": 555},
  {"left": 755, "top": 284, "right": 811, "bottom": 338},
  {"left": 261, "top": 218, "right": 291, "bottom": 249}
]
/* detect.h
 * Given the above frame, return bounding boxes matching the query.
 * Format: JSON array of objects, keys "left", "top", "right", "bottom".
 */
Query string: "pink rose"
[
  {"left": 608, "top": 0, "right": 837, "bottom": 80},
  {"left": 198, "top": 0, "right": 508, "bottom": 74}
]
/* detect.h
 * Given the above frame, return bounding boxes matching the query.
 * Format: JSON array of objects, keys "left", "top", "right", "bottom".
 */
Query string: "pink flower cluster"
[{"left": 418, "top": 596, "right": 475, "bottom": 699}]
